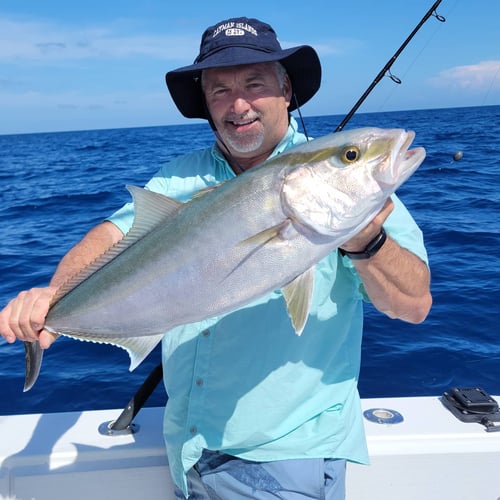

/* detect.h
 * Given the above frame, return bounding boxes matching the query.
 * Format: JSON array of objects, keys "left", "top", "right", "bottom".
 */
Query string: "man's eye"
[{"left": 212, "top": 88, "right": 227, "bottom": 97}]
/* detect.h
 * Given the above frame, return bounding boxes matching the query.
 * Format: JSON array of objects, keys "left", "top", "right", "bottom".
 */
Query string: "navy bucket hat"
[{"left": 165, "top": 17, "right": 322, "bottom": 119}]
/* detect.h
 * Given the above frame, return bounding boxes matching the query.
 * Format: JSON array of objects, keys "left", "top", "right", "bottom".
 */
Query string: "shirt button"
[
  {"left": 202, "top": 329, "right": 210, "bottom": 337},
  {"left": 196, "top": 378, "right": 204, "bottom": 387},
  {"left": 189, "top": 426, "right": 197, "bottom": 434}
]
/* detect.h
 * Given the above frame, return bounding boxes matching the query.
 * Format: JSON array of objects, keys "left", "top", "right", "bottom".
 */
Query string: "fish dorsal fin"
[
  {"left": 282, "top": 266, "right": 315, "bottom": 335},
  {"left": 125, "top": 185, "right": 184, "bottom": 238},
  {"left": 51, "top": 186, "right": 184, "bottom": 304}
]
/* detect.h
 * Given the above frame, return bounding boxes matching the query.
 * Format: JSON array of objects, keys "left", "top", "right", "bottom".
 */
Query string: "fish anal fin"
[
  {"left": 282, "top": 266, "right": 315, "bottom": 335},
  {"left": 54, "top": 329, "right": 164, "bottom": 372},
  {"left": 120, "top": 334, "right": 165, "bottom": 371}
]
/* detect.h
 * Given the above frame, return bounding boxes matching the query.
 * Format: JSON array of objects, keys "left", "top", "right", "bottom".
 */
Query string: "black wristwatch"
[{"left": 339, "top": 228, "right": 387, "bottom": 260}]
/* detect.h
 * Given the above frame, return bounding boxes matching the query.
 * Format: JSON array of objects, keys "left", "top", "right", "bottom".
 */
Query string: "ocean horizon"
[{"left": 1, "top": 104, "right": 499, "bottom": 416}]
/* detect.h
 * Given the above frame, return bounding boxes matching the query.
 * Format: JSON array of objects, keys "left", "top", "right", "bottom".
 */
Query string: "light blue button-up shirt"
[{"left": 109, "top": 118, "right": 428, "bottom": 495}]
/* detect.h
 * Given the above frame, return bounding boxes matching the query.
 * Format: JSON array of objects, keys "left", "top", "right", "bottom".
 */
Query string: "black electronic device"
[{"left": 441, "top": 387, "right": 500, "bottom": 432}]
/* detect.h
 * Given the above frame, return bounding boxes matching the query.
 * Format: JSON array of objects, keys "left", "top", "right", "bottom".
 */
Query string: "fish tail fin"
[{"left": 24, "top": 341, "right": 43, "bottom": 392}]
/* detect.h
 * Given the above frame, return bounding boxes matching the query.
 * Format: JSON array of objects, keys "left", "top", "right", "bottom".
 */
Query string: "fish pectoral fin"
[
  {"left": 281, "top": 266, "right": 315, "bottom": 336},
  {"left": 239, "top": 220, "right": 292, "bottom": 248},
  {"left": 24, "top": 341, "right": 43, "bottom": 392}
]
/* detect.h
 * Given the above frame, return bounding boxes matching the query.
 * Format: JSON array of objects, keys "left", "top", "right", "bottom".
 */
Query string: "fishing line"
[
  {"left": 377, "top": 16, "right": 446, "bottom": 113},
  {"left": 293, "top": 93, "right": 310, "bottom": 141},
  {"left": 481, "top": 62, "right": 500, "bottom": 106},
  {"left": 377, "top": 0, "right": 460, "bottom": 114},
  {"left": 335, "top": 0, "right": 446, "bottom": 132}
]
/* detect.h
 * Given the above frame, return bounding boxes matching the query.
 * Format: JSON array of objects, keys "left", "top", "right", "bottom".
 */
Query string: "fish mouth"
[
  {"left": 389, "top": 130, "right": 426, "bottom": 185},
  {"left": 401, "top": 130, "right": 425, "bottom": 165}
]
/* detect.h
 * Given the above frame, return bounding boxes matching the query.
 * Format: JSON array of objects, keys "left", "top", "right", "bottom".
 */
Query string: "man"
[{"left": 0, "top": 17, "right": 431, "bottom": 499}]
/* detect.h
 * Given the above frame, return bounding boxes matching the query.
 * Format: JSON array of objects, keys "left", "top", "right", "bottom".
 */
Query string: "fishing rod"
[{"left": 335, "top": 0, "right": 446, "bottom": 132}]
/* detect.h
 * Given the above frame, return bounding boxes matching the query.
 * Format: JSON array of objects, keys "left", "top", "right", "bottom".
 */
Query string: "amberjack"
[{"left": 23, "top": 127, "right": 426, "bottom": 391}]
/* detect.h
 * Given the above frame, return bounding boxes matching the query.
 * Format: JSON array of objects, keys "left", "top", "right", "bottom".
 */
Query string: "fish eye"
[{"left": 341, "top": 146, "right": 360, "bottom": 164}]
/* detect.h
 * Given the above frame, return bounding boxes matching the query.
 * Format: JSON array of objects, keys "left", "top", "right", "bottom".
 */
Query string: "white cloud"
[
  {"left": 430, "top": 60, "right": 500, "bottom": 90},
  {"left": 282, "top": 37, "right": 361, "bottom": 57},
  {"left": 0, "top": 17, "right": 198, "bottom": 63}
]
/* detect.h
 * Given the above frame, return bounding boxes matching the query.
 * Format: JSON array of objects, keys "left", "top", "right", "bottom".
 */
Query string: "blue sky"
[{"left": 1, "top": 0, "right": 499, "bottom": 134}]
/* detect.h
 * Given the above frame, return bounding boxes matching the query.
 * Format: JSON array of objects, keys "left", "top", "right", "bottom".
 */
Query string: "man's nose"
[{"left": 231, "top": 95, "right": 252, "bottom": 115}]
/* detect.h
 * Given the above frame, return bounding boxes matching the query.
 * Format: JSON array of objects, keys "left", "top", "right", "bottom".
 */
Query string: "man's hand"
[
  {"left": 340, "top": 198, "right": 394, "bottom": 253},
  {"left": 0, "top": 286, "right": 59, "bottom": 348},
  {"left": 1, "top": 221, "right": 124, "bottom": 350}
]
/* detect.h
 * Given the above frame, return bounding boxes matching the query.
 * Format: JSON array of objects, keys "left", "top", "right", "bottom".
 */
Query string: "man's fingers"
[{"left": 39, "top": 329, "right": 59, "bottom": 349}]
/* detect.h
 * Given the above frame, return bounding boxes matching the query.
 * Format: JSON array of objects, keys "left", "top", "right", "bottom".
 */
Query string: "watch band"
[{"left": 339, "top": 227, "right": 387, "bottom": 260}]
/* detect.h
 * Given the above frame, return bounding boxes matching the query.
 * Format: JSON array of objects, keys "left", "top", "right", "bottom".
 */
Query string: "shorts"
[{"left": 173, "top": 450, "right": 346, "bottom": 499}]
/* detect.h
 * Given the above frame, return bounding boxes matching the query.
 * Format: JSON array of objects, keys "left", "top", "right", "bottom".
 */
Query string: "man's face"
[{"left": 202, "top": 63, "right": 292, "bottom": 166}]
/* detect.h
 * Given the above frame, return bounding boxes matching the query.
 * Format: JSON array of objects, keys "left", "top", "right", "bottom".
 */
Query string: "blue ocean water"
[{"left": 1, "top": 105, "right": 499, "bottom": 416}]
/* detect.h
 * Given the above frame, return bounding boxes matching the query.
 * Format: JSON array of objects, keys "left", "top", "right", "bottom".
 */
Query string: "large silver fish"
[{"left": 24, "top": 127, "right": 426, "bottom": 391}]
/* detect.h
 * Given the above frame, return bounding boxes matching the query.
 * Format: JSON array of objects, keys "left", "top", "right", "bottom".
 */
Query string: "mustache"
[{"left": 224, "top": 111, "right": 261, "bottom": 123}]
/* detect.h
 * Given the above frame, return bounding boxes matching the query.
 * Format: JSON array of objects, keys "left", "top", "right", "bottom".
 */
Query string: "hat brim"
[{"left": 166, "top": 45, "right": 321, "bottom": 119}]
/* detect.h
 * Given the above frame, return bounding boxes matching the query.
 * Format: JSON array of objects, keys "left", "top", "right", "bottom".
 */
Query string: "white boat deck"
[{"left": 1, "top": 395, "right": 499, "bottom": 499}]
